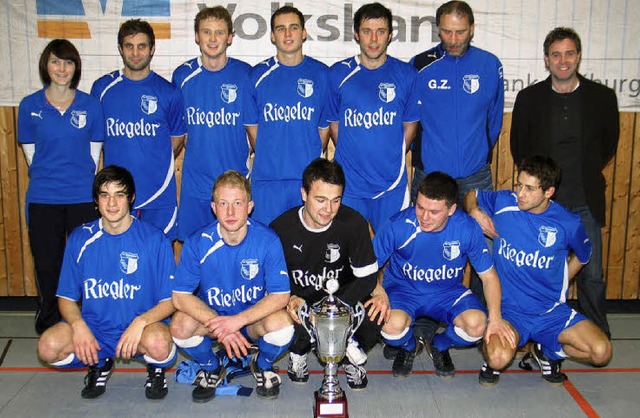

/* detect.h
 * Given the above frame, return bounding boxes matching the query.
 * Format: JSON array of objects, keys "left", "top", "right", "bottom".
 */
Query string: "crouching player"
[
  {"left": 37, "top": 166, "right": 177, "bottom": 400},
  {"left": 170, "top": 171, "right": 294, "bottom": 403},
  {"left": 465, "top": 156, "right": 612, "bottom": 386}
]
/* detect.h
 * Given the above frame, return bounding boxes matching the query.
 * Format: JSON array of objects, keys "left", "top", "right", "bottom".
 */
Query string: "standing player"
[
  {"left": 270, "top": 158, "right": 380, "bottom": 390},
  {"left": 91, "top": 19, "right": 186, "bottom": 240},
  {"left": 172, "top": 7, "right": 257, "bottom": 241},
  {"left": 328, "top": 2, "right": 419, "bottom": 232},
  {"left": 465, "top": 156, "right": 611, "bottom": 386},
  {"left": 248, "top": 5, "right": 331, "bottom": 225},
  {"left": 37, "top": 166, "right": 177, "bottom": 400},
  {"left": 373, "top": 171, "right": 514, "bottom": 378},
  {"left": 170, "top": 171, "right": 294, "bottom": 403}
]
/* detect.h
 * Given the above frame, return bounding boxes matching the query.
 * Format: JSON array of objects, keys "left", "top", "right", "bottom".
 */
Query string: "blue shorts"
[
  {"left": 177, "top": 195, "right": 214, "bottom": 241},
  {"left": 343, "top": 185, "right": 409, "bottom": 232},
  {"left": 56, "top": 331, "right": 143, "bottom": 369},
  {"left": 132, "top": 206, "right": 177, "bottom": 241},
  {"left": 251, "top": 179, "right": 302, "bottom": 225},
  {"left": 503, "top": 303, "right": 587, "bottom": 356},
  {"left": 387, "top": 283, "right": 486, "bottom": 325}
]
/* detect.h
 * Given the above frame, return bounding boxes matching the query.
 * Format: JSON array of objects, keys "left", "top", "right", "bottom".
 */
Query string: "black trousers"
[{"left": 28, "top": 202, "right": 98, "bottom": 334}]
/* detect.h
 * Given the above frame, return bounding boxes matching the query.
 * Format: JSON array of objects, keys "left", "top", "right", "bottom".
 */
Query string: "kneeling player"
[
  {"left": 270, "top": 158, "right": 380, "bottom": 390},
  {"left": 37, "top": 166, "right": 177, "bottom": 400},
  {"left": 170, "top": 171, "right": 294, "bottom": 403},
  {"left": 373, "top": 172, "right": 515, "bottom": 378},
  {"left": 465, "top": 156, "right": 612, "bottom": 386}
]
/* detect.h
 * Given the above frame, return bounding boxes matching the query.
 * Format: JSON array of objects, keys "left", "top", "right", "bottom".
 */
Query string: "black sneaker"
[
  {"left": 145, "top": 364, "right": 168, "bottom": 400},
  {"left": 250, "top": 356, "right": 282, "bottom": 400},
  {"left": 428, "top": 341, "right": 455, "bottom": 378},
  {"left": 392, "top": 347, "right": 416, "bottom": 378},
  {"left": 531, "top": 343, "right": 567, "bottom": 386},
  {"left": 81, "top": 358, "right": 114, "bottom": 399},
  {"left": 287, "top": 352, "right": 309, "bottom": 383},
  {"left": 342, "top": 360, "right": 368, "bottom": 390},
  {"left": 478, "top": 362, "right": 500, "bottom": 386},
  {"left": 192, "top": 367, "right": 226, "bottom": 403},
  {"left": 383, "top": 344, "right": 399, "bottom": 360}
]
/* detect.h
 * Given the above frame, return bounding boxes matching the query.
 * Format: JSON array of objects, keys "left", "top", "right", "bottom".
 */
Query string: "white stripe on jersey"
[
  {"left": 77, "top": 224, "right": 104, "bottom": 263},
  {"left": 255, "top": 58, "right": 280, "bottom": 88},
  {"left": 338, "top": 56, "right": 361, "bottom": 89},
  {"left": 134, "top": 154, "right": 174, "bottom": 209},
  {"left": 398, "top": 225, "right": 421, "bottom": 250},
  {"left": 372, "top": 138, "right": 406, "bottom": 199},
  {"left": 200, "top": 237, "right": 225, "bottom": 264},
  {"left": 180, "top": 59, "right": 203, "bottom": 89},
  {"left": 351, "top": 260, "right": 378, "bottom": 278},
  {"left": 99, "top": 71, "right": 124, "bottom": 101}
]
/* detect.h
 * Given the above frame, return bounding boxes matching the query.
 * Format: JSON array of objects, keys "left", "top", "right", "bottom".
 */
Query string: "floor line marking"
[
  {"left": 564, "top": 379, "right": 599, "bottom": 418},
  {"left": 0, "top": 339, "right": 12, "bottom": 367}
]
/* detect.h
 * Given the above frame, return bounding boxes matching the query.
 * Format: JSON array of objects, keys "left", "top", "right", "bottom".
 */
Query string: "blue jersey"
[
  {"left": 250, "top": 56, "right": 329, "bottom": 181},
  {"left": 56, "top": 218, "right": 175, "bottom": 340},
  {"left": 411, "top": 45, "right": 504, "bottom": 178},
  {"left": 173, "top": 220, "right": 290, "bottom": 316},
  {"left": 172, "top": 57, "right": 255, "bottom": 200},
  {"left": 476, "top": 190, "right": 592, "bottom": 314},
  {"left": 17, "top": 89, "right": 104, "bottom": 204},
  {"left": 328, "top": 56, "right": 419, "bottom": 199},
  {"left": 373, "top": 206, "right": 492, "bottom": 296},
  {"left": 91, "top": 71, "right": 186, "bottom": 209}
]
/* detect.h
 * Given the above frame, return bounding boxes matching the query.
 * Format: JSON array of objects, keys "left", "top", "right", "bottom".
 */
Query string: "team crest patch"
[
  {"left": 325, "top": 243, "right": 341, "bottom": 263},
  {"left": 70, "top": 110, "right": 87, "bottom": 129},
  {"left": 120, "top": 251, "right": 139, "bottom": 274},
  {"left": 443, "top": 241, "right": 461, "bottom": 261},
  {"left": 463, "top": 75, "right": 480, "bottom": 94},
  {"left": 378, "top": 82, "right": 396, "bottom": 103},
  {"left": 538, "top": 226, "right": 557, "bottom": 248},
  {"left": 221, "top": 84, "right": 238, "bottom": 103},
  {"left": 241, "top": 259, "right": 259, "bottom": 280},
  {"left": 297, "top": 79, "right": 314, "bottom": 98},
  {"left": 141, "top": 95, "right": 158, "bottom": 115}
]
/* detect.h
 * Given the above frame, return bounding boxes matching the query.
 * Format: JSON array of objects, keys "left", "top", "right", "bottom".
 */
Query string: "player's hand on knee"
[
  {"left": 485, "top": 318, "right": 517, "bottom": 349},
  {"left": 287, "top": 295, "right": 305, "bottom": 324},
  {"left": 205, "top": 315, "right": 244, "bottom": 341},
  {"left": 221, "top": 332, "right": 251, "bottom": 359},
  {"left": 365, "top": 289, "right": 391, "bottom": 325},
  {"left": 116, "top": 318, "right": 146, "bottom": 359},
  {"left": 71, "top": 320, "right": 101, "bottom": 366}
]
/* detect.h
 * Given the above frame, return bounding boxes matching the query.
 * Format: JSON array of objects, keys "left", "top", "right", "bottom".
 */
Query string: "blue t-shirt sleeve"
[
  {"left": 263, "top": 236, "right": 290, "bottom": 294},
  {"left": 56, "top": 231, "right": 83, "bottom": 301},
  {"left": 17, "top": 96, "right": 35, "bottom": 144},
  {"left": 326, "top": 65, "right": 340, "bottom": 123},
  {"left": 153, "top": 234, "right": 177, "bottom": 302},
  {"left": 88, "top": 96, "right": 105, "bottom": 142},
  {"left": 402, "top": 67, "right": 421, "bottom": 123},
  {"left": 167, "top": 87, "right": 187, "bottom": 137},
  {"left": 373, "top": 220, "right": 396, "bottom": 267},
  {"left": 569, "top": 217, "right": 592, "bottom": 264},
  {"left": 466, "top": 219, "right": 494, "bottom": 273},
  {"left": 476, "top": 189, "right": 499, "bottom": 217},
  {"left": 173, "top": 235, "right": 202, "bottom": 293},
  {"left": 488, "top": 57, "right": 505, "bottom": 145}
]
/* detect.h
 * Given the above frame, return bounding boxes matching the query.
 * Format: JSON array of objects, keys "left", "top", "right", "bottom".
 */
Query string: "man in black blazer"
[{"left": 510, "top": 27, "right": 619, "bottom": 337}]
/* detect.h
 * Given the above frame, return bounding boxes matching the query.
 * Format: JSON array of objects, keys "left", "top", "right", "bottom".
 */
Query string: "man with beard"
[{"left": 92, "top": 19, "right": 186, "bottom": 240}]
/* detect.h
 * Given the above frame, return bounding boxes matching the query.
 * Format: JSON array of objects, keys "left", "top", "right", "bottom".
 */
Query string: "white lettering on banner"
[
  {"left": 497, "top": 238, "right": 554, "bottom": 269},
  {"left": 402, "top": 262, "right": 463, "bottom": 282},
  {"left": 106, "top": 118, "right": 160, "bottom": 139},
  {"left": 343, "top": 107, "right": 397, "bottom": 129},
  {"left": 83, "top": 278, "right": 141, "bottom": 300},
  {"left": 263, "top": 102, "right": 315, "bottom": 122},
  {"left": 291, "top": 267, "right": 344, "bottom": 290},
  {"left": 206, "top": 285, "right": 263, "bottom": 308},
  {"left": 186, "top": 106, "right": 240, "bottom": 127}
]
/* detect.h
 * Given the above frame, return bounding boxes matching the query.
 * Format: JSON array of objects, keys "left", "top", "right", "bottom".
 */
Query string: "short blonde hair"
[{"left": 212, "top": 170, "right": 251, "bottom": 201}]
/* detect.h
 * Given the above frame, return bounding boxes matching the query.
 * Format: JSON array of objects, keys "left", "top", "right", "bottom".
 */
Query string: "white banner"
[{"left": 1, "top": 0, "right": 638, "bottom": 109}]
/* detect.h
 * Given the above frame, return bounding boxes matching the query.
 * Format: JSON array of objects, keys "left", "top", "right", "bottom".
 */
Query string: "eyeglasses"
[{"left": 515, "top": 182, "right": 541, "bottom": 193}]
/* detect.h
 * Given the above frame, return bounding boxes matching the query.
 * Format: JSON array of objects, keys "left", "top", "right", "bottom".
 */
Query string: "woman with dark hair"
[{"left": 17, "top": 39, "right": 105, "bottom": 334}]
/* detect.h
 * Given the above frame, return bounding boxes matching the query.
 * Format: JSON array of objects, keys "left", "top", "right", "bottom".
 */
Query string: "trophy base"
[{"left": 314, "top": 391, "right": 348, "bottom": 418}]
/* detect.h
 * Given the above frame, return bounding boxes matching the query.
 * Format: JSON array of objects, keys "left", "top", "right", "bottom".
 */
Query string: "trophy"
[{"left": 298, "top": 278, "right": 365, "bottom": 418}]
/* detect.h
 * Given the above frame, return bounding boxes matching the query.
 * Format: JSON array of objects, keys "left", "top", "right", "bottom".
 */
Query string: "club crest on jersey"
[
  {"left": 378, "top": 83, "right": 396, "bottom": 103},
  {"left": 119, "top": 251, "right": 139, "bottom": 274},
  {"left": 70, "top": 110, "right": 87, "bottom": 129},
  {"left": 325, "top": 244, "right": 340, "bottom": 263},
  {"left": 141, "top": 95, "right": 158, "bottom": 115},
  {"left": 463, "top": 75, "right": 480, "bottom": 94},
  {"left": 241, "top": 259, "right": 259, "bottom": 280},
  {"left": 221, "top": 84, "right": 238, "bottom": 104},
  {"left": 538, "top": 226, "right": 557, "bottom": 248},
  {"left": 443, "top": 241, "right": 461, "bottom": 261},
  {"left": 297, "top": 79, "right": 314, "bottom": 98}
]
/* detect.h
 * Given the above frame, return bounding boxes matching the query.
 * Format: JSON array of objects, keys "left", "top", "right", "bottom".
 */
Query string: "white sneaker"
[{"left": 346, "top": 338, "right": 367, "bottom": 366}]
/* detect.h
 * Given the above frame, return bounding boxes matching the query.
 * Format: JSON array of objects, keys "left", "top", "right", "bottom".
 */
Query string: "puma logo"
[
  {"left": 293, "top": 244, "right": 303, "bottom": 253},
  {"left": 31, "top": 111, "right": 43, "bottom": 119}
]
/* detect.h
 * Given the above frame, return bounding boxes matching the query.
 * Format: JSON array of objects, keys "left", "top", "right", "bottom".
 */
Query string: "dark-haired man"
[
  {"left": 510, "top": 27, "right": 619, "bottom": 337},
  {"left": 373, "top": 171, "right": 513, "bottom": 379},
  {"left": 270, "top": 158, "right": 380, "bottom": 390},
  {"left": 465, "top": 155, "right": 612, "bottom": 386},
  {"left": 92, "top": 19, "right": 186, "bottom": 240},
  {"left": 37, "top": 165, "right": 177, "bottom": 400}
]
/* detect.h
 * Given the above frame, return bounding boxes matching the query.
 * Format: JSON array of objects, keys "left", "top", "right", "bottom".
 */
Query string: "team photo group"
[{"left": 20, "top": 0, "right": 617, "bottom": 404}]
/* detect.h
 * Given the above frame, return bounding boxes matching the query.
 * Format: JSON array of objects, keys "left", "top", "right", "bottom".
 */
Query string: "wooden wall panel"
[{"left": 1, "top": 107, "right": 640, "bottom": 301}]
